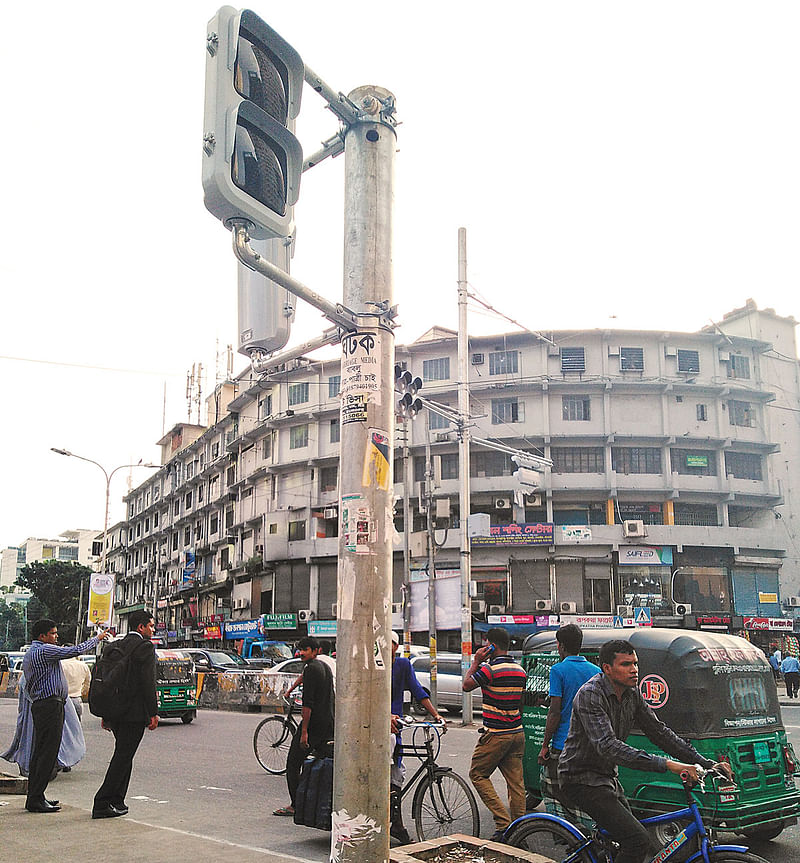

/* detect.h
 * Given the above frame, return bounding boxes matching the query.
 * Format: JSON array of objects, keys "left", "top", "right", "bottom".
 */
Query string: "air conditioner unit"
[
  {"left": 548, "top": 344, "right": 560, "bottom": 356},
  {"left": 435, "top": 432, "right": 453, "bottom": 442},
  {"left": 391, "top": 602, "right": 403, "bottom": 615},
  {"left": 664, "top": 345, "right": 677, "bottom": 358},
  {"left": 525, "top": 493, "right": 542, "bottom": 506},
  {"left": 471, "top": 599, "right": 486, "bottom": 615},
  {"left": 488, "top": 605, "right": 505, "bottom": 615},
  {"left": 331, "top": 602, "right": 338, "bottom": 618},
  {"left": 607, "top": 345, "right": 620, "bottom": 357},
  {"left": 617, "top": 605, "right": 634, "bottom": 617},
  {"left": 788, "top": 597, "right": 800, "bottom": 607},
  {"left": 560, "top": 601, "right": 577, "bottom": 614},
  {"left": 323, "top": 507, "right": 338, "bottom": 520},
  {"left": 495, "top": 498, "right": 511, "bottom": 510},
  {"left": 718, "top": 350, "right": 730, "bottom": 362},
  {"left": 673, "top": 603, "right": 692, "bottom": 616},
  {"left": 535, "top": 599, "right": 552, "bottom": 612},
  {"left": 471, "top": 353, "right": 485, "bottom": 365},
  {"left": 623, "top": 520, "right": 646, "bottom": 538},
  {"left": 298, "top": 609, "right": 315, "bottom": 623}
]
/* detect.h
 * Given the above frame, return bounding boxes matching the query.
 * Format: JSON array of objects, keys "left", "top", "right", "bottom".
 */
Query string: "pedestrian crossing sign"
[{"left": 635, "top": 607, "right": 652, "bottom": 626}]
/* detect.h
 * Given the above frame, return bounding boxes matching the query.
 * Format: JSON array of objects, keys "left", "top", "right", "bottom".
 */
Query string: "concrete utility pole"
[
  {"left": 334, "top": 85, "right": 397, "bottom": 863},
  {"left": 424, "top": 410, "right": 438, "bottom": 707},
  {"left": 457, "top": 228, "right": 474, "bottom": 722}
]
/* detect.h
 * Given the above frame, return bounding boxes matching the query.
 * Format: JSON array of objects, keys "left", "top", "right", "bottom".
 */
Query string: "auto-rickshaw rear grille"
[{"left": 735, "top": 739, "right": 785, "bottom": 790}]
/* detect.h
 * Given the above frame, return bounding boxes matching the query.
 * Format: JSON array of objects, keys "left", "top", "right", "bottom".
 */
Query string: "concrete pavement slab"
[{"left": 0, "top": 796, "right": 319, "bottom": 863}]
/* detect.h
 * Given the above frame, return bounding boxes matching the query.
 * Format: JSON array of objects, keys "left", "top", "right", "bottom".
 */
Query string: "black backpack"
[{"left": 88, "top": 638, "right": 136, "bottom": 719}]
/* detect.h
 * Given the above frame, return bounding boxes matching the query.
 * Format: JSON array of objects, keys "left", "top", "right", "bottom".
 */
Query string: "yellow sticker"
[{"left": 362, "top": 428, "right": 391, "bottom": 490}]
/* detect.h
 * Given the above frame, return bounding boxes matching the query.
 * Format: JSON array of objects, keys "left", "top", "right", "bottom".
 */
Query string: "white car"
[{"left": 409, "top": 653, "right": 482, "bottom": 715}]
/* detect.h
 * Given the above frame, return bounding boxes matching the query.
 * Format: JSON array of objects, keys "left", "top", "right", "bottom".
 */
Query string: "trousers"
[
  {"left": 94, "top": 722, "right": 146, "bottom": 810},
  {"left": 563, "top": 782, "right": 655, "bottom": 863},
  {"left": 27, "top": 696, "right": 65, "bottom": 805},
  {"left": 468, "top": 730, "right": 525, "bottom": 831},
  {"left": 784, "top": 671, "right": 800, "bottom": 698}
]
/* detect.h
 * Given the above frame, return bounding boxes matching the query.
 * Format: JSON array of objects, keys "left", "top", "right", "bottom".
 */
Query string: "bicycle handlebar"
[{"left": 679, "top": 764, "right": 737, "bottom": 794}]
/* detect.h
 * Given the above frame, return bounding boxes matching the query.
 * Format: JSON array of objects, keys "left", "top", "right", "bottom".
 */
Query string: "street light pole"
[{"left": 50, "top": 448, "right": 159, "bottom": 634}]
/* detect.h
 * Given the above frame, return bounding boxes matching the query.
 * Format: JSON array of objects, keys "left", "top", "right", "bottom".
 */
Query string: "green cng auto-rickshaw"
[
  {"left": 521, "top": 627, "right": 799, "bottom": 840},
  {"left": 155, "top": 650, "right": 197, "bottom": 724}
]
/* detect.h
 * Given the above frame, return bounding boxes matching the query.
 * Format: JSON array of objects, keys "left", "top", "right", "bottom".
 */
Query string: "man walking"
[
  {"left": 781, "top": 653, "right": 800, "bottom": 699},
  {"left": 559, "top": 639, "right": 732, "bottom": 863},
  {"left": 273, "top": 635, "right": 335, "bottom": 817},
  {"left": 92, "top": 610, "right": 159, "bottom": 818},
  {"left": 462, "top": 627, "right": 527, "bottom": 841},
  {"left": 22, "top": 619, "right": 109, "bottom": 813},
  {"left": 538, "top": 624, "right": 600, "bottom": 809}
]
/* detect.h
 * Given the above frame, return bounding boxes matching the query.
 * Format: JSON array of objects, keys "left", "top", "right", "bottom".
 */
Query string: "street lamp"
[{"left": 51, "top": 447, "right": 159, "bottom": 634}]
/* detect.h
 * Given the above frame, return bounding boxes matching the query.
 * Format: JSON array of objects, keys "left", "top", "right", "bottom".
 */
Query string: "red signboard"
[{"left": 203, "top": 625, "right": 222, "bottom": 639}]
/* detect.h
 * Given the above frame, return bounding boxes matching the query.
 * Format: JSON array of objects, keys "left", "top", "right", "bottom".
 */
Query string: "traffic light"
[
  {"left": 395, "top": 365, "right": 423, "bottom": 418},
  {"left": 203, "top": 7, "right": 304, "bottom": 239},
  {"left": 237, "top": 234, "right": 296, "bottom": 356}
]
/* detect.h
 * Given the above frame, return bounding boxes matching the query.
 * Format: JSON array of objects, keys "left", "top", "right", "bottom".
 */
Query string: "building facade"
[
  {"left": 0, "top": 530, "right": 102, "bottom": 589},
  {"left": 113, "top": 302, "right": 800, "bottom": 648}
]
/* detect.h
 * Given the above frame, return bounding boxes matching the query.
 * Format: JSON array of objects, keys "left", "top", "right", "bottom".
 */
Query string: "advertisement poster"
[{"left": 87, "top": 572, "right": 115, "bottom": 627}]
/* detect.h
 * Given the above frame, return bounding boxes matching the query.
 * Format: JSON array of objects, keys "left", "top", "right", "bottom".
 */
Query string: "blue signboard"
[
  {"left": 223, "top": 618, "right": 261, "bottom": 639},
  {"left": 308, "top": 620, "right": 337, "bottom": 637}
]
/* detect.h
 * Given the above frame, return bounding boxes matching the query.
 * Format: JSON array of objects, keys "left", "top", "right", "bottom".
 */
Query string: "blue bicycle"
[{"left": 504, "top": 766, "right": 769, "bottom": 863}]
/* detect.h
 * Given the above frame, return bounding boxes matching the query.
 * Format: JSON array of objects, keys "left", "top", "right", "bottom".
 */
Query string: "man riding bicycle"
[{"left": 559, "top": 639, "right": 733, "bottom": 863}]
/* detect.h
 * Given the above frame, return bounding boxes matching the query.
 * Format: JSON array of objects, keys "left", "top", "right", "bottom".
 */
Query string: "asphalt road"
[{"left": 1, "top": 700, "right": 799, "bottom": 862}]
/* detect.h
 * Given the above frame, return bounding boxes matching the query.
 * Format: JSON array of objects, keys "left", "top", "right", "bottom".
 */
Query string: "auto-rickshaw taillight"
[{"left": 783, "top": 745, "right": 797, "bottom": 775}]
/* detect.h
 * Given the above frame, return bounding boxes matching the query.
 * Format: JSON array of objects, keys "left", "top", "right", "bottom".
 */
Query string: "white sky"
[{"left": 2, "top": 1, "right": 799, "bottom": 552}]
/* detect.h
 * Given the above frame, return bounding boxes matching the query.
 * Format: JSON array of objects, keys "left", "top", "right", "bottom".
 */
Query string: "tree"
[
  {"left": 16, "top": 560, "right": 92, "bottom": 640},
  {"left": 0, "top": 601, "right": 25, "bottom": 650}
]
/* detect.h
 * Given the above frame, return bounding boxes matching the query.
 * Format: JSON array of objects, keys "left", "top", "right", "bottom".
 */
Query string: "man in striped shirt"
[
  {"left": 463, "top": 627, "right": 527, "bottom": 840},
  {"left": 22, "top": 618, "right": 109, "bottom": 813}
]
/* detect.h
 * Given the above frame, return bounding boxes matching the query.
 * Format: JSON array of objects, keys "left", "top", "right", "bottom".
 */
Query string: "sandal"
[{"left": 273, "top": 806, "right": 295, "bottom": 816}]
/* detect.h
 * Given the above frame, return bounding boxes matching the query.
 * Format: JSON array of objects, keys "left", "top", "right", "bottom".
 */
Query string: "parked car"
[
  {"left": 180, "top": 648, "right": 253, "bottom": 673},
  {"left": 409, "top": 653, "right": 482, "bottom": 715}
]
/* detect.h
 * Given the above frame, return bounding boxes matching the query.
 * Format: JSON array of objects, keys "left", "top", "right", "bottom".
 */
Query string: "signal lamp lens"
[
  {"left": 234, "top": 37, "right": 288, "bottom": 125},
  {"left": 232, "top": 120, "right": 286, "bottom": 216}
]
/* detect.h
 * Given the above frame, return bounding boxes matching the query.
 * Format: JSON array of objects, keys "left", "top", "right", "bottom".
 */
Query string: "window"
[
  {"left": 320, "top": 465, "right": 338, "bottom": 492},
  {"left": 154, "top": 511, "right": 160, "bottom": 528},
  {"left": 328, "top": 376, "right": 341, "bottom": 398},
  {"left": 470, "top": 451, "right": 515, "bottom": 478},
  {"left": 173, "top": 499, "right": 180, "bottom": 516},
  {"left": 551, "top": 447, "right": 605, "bottom": 473},
  {"left": 561, "top": 347, "right": 585, "bottom": 373},
  {"left": 145, "top": 517, "right": 150, "bottom": 532},
  {"left": 211, "top": 441, "right": 220, "bottom": 460},
  {"left": 58, "top": 546, "right": 79, "bottom": 561},
  {"left": 330, "top": 419, "right": 340, "bottom": 443},
  {"left": 725, "top": 451, "right": 762, "bottom": 480},
  {"left": 262, "top": 434, "right": 272, "bottom": 460},
  {"left": 172, "top": 532, "right": 179, "bottom": 551},
  {"left": 225, "top": 506, "right": 234, "bottom": 529},
  {"left": 440, "top": 452, "right": 459, "bottom": 480},
  {"left": 611, "top": 447, "right": 662, "bottom": 474},
  {"left": 619, "top": 347, "right": 644, "bottom": 371},
  {"left": 728, "top": 400, "right": 755, "bottom": 428},
  {"left": 186, "top": 461, "right": 195, "bottom": 479},
  {"left": 670, "top": 449, "right": 717, "bottom": 476},
  {"left": 226, "top": 465, "right": 236, "bottom": 485},
  {"left": 488, "top": 350, "right": 518, "bottom": 375},
  {"left": 269, "top": 523, "right": 278, "bottom": 534},
  {"left": 288, "top": 382, "right": 309, "bottom": 406},
  {"left": 185, "top": 492, "right": 193, "bottom": 510},
  {"left": 677, "top": 349, "right": 700, "bottom": 373},
  {"left": 673, "top": 504, "right": 718, "bottom": 526},
  {"left": 696, "top": 404, "right": 708, "bottom": 422},
  {"left": 210, "top": 514, "right": 219, "bottom": 535},
  {"left": 184, "top": 526, "right": 191, "bottom": 546},
  {"left": 288, "top": 520, "right": 307, "bottom": 542},
  {"left": 423, "top": 357, "right": 450, "bottom": 381},
  {"left": 429, "top": 411, "right": 450, "bottom": 430},
  {"left": 562, "top": 396, "right": 591, "bottom": 421},
  {"left": 491, "top": 397, "right": 523, "bottom": 424},
  {"left": 728, "top": 355, "right": 751, "bottom": 380},
  {"left": 289, "top": 424, "right": 309, "bottom": 449},
  {"left": 258, "top": 393, "right": 273, "bottom": 419}
]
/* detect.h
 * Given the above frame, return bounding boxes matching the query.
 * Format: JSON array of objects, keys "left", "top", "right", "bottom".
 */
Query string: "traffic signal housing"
[
  {"left": 511, "top": 454, "right": 541, "bottom": 488},
  {"left": 395, "top": 365, "right": 423, "bottom": 418},
  {"left": 203, "top": 7, "right": 304, "bottom": 239}
]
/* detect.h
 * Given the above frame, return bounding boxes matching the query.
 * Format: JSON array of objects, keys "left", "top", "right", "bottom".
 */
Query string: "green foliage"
[
  {"left": 16, "top": 560, "right": 93, "bottom": 639},
  {"left": 0, "top": 602, "right": 25, "bottom": 650}
]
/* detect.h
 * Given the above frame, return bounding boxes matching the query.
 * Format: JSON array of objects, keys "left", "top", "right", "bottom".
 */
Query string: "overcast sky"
[{"left": 2, "top": 1, "right": 799, "bottom": 553}]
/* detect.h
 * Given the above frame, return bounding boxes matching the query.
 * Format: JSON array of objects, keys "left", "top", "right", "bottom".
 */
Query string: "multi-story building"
[
  {"left": 114, "top": 301, "right": 800, "bottom": 649},
  {"left": 0, "top": 530, "right": 102, "bottom": 589}
]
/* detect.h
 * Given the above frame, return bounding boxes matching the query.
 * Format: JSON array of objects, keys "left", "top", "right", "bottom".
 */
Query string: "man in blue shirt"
[
  {"left": 781, "top": 653, "right": 800, "bottom": 698},
  {"left": 22, "top": 618, "right": 109, "bottom": 813},
  {"left": 538, "top": 624, "right": 600, "bottom": 808},
  {"left": 390, "top": 632, "right": 443, "bottom": 842}
]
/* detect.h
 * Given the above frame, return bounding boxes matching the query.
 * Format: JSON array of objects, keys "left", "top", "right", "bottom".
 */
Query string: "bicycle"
[
  {"left": 253, "top": 694, "right": 300, "bottom": 774},
  {"left": 396, "top": 716, "right": 480, "bottom": 842},
  {"left": 503, "top": 765, "right": 769, "bottom": 863}
]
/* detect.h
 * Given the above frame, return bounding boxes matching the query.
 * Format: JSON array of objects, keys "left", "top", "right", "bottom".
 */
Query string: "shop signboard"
[
  {"left": 204, "top": 624, "right": 222, "bottom": 639},
  {"left": 223, "top": 618, "right": 261, "bottom": 639},
  {"left": 743, "top": 617, "right": 793, "bottom": 632},
  {"left": 308, "top": 620, "right": 338, "bottom": 637},
  {"left": 487, "top": 614, "right": 536, "bottom": 625},
  {"left": 259, "top": 613, "right": 297, "bottom": 631},
  {"left": 560, "top": 526, "right": 592, "bottom": 543},
  {"left": 692, "top": 613, "right": 732, "bottom": 631},
  {"left": 618, "top": 546, "right": 673, "bottom": 566},
  {"left": 471, "top": 523, "right": 554, "bottom": 546},
  {"left": 560, "top": 614, "right": 615, "bottom": 629}
]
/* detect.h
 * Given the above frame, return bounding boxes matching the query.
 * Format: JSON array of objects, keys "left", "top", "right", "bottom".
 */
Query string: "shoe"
[
  {"left": 45, "top": 799, "right": 59, "bottom": 806},
  {"left": 26, "top": 801, "right": 61, "bottom": 813},
  {"left": 92, "top": 804, "right": 126, "bottom": 819},
  {"left": 61, "top": 766, "right": 71, "bottom": 772},
  {"left": 112, "top": 803, "right": 129, "bottom": 814},
  {"left": 489, "top": 831, "right": 507, "bottom": 843},
  {"left": 272, "top": 806, "right": 295, "bottom": 816},
  {"left": 390, "top": 825, "right": 412, "bottom": 844}
]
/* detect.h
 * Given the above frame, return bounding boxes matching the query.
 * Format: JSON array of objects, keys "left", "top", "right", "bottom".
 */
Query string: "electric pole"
[{"left": 424, "top": 410, "right": 438, "bottom": 708}]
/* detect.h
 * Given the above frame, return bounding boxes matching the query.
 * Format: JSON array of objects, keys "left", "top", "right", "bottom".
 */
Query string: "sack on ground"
[
  {"left": 294, "top": 755, "right": 333, "bottom": 831},
  {"left": 88, "top": 640, "right": 135, "bottom": 719}
]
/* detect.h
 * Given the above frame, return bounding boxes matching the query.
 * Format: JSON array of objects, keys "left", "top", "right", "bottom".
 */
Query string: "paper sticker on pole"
[
  {"left": 87, "top": 573, "right": 115, "bottom": 628},
  {"left": 342, "top": 493, "right": 374, "bottom": 554},
  {"left": 362, "top": 428, "right": 391, "bottom": 490},
  {"left": 341, "top": 331, "right": 382, "bottom": 406}
]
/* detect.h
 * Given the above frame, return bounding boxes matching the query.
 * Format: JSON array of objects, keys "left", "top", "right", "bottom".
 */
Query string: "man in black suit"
[{"left": 92, "top": 610, "right": 159, "bottom": 819}]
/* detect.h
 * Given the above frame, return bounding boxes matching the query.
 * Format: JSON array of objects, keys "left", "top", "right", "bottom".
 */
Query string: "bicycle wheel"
[
  {"left": 706, "top": 853, "right": 770, "bottom": 863},
  {"left": 506, "top": 817, "right": 595, "bottom": 863},
  {"left": 253, "top": 716, "right": 296, "bottom": 774},
  {"left": 412, "top": 769, "right": 480, "bottom": 841}
]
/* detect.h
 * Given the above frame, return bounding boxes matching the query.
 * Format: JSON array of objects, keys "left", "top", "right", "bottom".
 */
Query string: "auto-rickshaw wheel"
[
  {"left": 181, "top": 712, "right": 195, "bottom": 724},
  {"left": 741, "top": 823, "right": 784, "bottom": 841}
]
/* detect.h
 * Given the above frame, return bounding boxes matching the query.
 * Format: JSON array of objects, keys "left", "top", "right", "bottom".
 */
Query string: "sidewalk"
[{"left": 0, "top": 796, "right": 316, "bottom": 863}]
